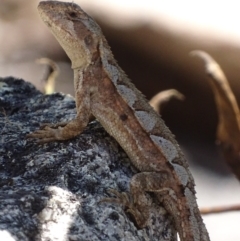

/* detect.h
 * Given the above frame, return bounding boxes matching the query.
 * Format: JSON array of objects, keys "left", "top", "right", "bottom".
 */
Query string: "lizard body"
[{"left": 29, "top": 1, "right": 210, "bottom": 240}]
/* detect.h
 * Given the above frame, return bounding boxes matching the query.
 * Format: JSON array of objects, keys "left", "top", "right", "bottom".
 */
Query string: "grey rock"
[{"left": 0, "top": 77, "right": 176, "bottom": 241}]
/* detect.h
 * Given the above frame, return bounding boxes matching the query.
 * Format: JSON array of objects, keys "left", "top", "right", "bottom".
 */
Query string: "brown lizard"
[{"left": 28, "top": 1, "right": 210, "bottom": 240}]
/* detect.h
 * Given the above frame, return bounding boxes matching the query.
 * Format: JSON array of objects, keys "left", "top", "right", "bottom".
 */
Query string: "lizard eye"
[{"left": 68, "top": 11, "right": 78, "bottom": 19}]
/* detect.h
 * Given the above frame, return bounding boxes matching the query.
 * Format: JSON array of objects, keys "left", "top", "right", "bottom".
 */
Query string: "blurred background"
[{"left": 0, "top": 0, "right": 240, "bottom": 240}]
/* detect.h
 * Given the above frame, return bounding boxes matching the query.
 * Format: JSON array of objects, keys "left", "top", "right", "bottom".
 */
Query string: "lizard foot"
[
  {"left": 101, "top": 189, "right": 148, "bottom": 228},
  {"left": 27, "top": 125, "right": 64, "bottom": 143},
  {"left": 39, "top": 121, "right": 69, "bottom": 129}
]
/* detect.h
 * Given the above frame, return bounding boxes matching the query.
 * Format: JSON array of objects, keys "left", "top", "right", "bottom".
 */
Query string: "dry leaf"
[
  {"left": 149, "top": 89, "right": 184, "bottom": 114},
  {"left": 191, "top": 50, "right": 240, "bottom": 180},
  {"left": 36, "top": 57, "right": 59, "bottom": 94}
]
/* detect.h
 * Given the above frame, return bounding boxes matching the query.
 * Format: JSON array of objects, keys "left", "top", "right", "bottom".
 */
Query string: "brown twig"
[
  {"left": 200, "top": 204, "right": 240, "bottom": 215},
  {"left": 149, "top": 89, "right": 185, "bottom": 114},
  {"left": 36, "top": 57, "right": 59, "bottom": 94},
  {"left": 0, "top": 107, "right": 22, "bottom": 134}
]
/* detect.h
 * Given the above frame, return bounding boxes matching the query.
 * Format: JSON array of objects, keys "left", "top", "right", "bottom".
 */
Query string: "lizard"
[{"left": 28, "top": 1, "right": 211, "bottom": 241}]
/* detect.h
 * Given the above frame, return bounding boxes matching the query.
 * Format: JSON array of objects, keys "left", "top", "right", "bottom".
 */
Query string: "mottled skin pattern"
[{"left": 28, "top": 1, "right": 211, "bottom": 241}]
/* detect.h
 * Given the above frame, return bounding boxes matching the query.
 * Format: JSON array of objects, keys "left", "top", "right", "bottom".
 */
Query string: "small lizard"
[{"left": 28, "top": 1, "right": 210, "bottom": 240}]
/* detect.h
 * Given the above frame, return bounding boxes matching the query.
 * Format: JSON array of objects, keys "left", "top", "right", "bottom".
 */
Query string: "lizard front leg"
[{"left": 27, "top": 73, "right": 92, "bottom": 143}]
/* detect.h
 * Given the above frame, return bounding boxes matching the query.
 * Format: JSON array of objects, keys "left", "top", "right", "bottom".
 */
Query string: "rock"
[{"left": 0, "top": 77, "right": 176, "bottom": 241}]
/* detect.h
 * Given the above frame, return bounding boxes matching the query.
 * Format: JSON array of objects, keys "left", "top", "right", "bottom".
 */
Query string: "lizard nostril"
[{"left": 45, "top": 21, "right": 51, "bottom": 27}]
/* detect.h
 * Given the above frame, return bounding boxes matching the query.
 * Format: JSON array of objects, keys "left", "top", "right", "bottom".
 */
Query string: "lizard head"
[{"left": 38, "top": 1, "right": 103, "bottom": 69}]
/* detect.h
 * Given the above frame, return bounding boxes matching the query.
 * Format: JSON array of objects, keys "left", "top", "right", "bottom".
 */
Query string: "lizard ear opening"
[{"left": 67, "top": 10, "right": 79, "bottom": 20}]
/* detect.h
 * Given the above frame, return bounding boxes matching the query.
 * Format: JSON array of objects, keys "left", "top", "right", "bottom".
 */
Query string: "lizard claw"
[
  {"left": 26, "top": 126, "right": 62, "bottom": 143},
  {"left": 100, "top": 189, "right": 133, "bottom": 208},
  {"left": 103, "top": 189, "right": 132, "bottom": 207},
  {"left": 39, "top": 121, "right": 69, "bottom": 129},
  {"left": 100, "top": 189, "right": 148, "bottom": 228},
  {"left": 26, "top": 121, "right": 70, "bottom": 143}
]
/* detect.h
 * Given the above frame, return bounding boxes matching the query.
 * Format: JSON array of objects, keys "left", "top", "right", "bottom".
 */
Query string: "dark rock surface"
[{"left": 0, "top": 77, "right": 176, "bottom": 241}]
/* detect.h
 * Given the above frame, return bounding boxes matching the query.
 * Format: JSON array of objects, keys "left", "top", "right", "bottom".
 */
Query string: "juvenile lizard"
[{"left": 28, "top": 1, "right": 210, "bottom": 240}]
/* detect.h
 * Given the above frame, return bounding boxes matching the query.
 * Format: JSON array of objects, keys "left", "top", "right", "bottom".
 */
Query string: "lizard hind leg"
[
  {"left": 128, "top": 171, "right": 175, "bottom": 228},
  {"left": 103, "top": 188, "right": 151, "bottom": 228},
  {"left": 103, "top": 171, "right": 174, "bottom": 229}
]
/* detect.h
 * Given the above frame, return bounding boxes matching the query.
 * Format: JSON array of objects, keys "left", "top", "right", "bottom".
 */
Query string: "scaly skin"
[{"left": 28, "top": 2, "right": 211, "bottom": 240}]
